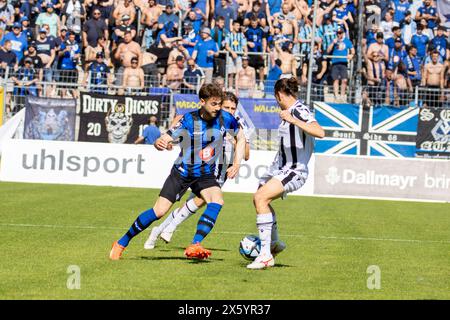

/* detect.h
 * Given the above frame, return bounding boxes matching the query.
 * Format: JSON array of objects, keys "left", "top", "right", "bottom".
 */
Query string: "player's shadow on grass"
[
  {"left": 239, "top": 262, "right": 293, "bottom": 269},
  {"left": 158, "top": 246, "right": 230, "bottom": 252},
  {"left": 135, "top": 256, "right": 225, "bottom": 262}
]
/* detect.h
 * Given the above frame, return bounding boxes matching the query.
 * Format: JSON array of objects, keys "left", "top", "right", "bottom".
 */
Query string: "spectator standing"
[
  {"left": 123, "top": 56, "right": 145, "bottom": 94},
  {"left": 411, "top": 24, "right": 429, "bottom": 61},
  {"left": 0, "top": 0, "right": 14, "bottom": 38},
  {"left": 403, "top": 45, "right": 421, "bottom": 89},
  {"left": 192, "top": 27, "right": 219, "bottom": 84},
  {"left": 157, "top": 4, "right": 178, "bottom": 30},
  {"left": 84, "top": 51, "right": 111, "bottom": 94},
  {"left": 421, "top": 51, "right": 445, "bottom": 108},
  {"left": 11, "top": 57, "right": 38, "bottom": 97},
  {"left": 391, "top": 0, "right": 410, "bottom": 25},
  {"left": 245, "top": 16, "right": 266, "bottom": 89},
  {"left": 165, "top": 55, "right": 185, "bottom": 90},
  {"left": 0, "top": 22, "right": 28, "bottom": 62},
  {"left": 213, "top": 0, "right": 236, "bottom": 32},
  {"left": 225, "top": 20, "right": 247, "bottom": 90},
  {"left": 235, "top": 55, "right": 255, "bottom": 97},
  {"left": 400, "top": 11, "right": 416, "bottom": 45},
  {"left": 134, "top": 116, "right": 161, "bottom": 145},
  {"left": 113, "top": 0, "right": 136, "bottom": 26},
  {"left": 140, "top": 0, "right": 162, "bottom": 49},
  {"left": 385, "top": 26, "right": 404, "bottom": 50},
  {"left": 211, "top": 16, "right": 228, "bottom": 77},
  {"left": 82, "top": 8, "right": 109, "bottom": 48},
  {"left": 35, "top": 28, "right": 56, "bottom": 82},
  {"left": 243, "top": 1, "right": 267, "bottom": 28},
  {"left": 58, "top": 31, "right": 81, "bottom": 97},
  {"left": 264, "top": 58, "right": 282, "bottom": 96},
  {"left": 182, "top": 58, "right": 205, "bottom": 93},
  {"left": 388, "top": 37, "right": 407, "bottom": 70},
  {"left": 367, "top": 32, "right": 389, "bottom": 63},
  {"left": 366, "top": 51, "right": 386, "bottom": 105},
  {"left": 416, "top": 0, "right": 438, "bottom": 31},
  {"left": 319, "top": 13, "right": 339, "bottom": 54},
  {"left": 327, "top": 27, "right": 354, "bottom": 102},
  {"left": 35, "top": 3, "right": 60, "bottom": 37},
  {"left": 182, "top": 22, "right": 201, "bottom": 56},
  {"left": 431, "top": 26, "right": 449, "bottom": 61},
  {"left": 0, "top": 40, "right": 18, "bottom": 76}
]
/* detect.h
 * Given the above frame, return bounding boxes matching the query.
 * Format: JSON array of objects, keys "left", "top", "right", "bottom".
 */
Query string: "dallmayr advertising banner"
[
  {"left": 314, "top": 154, "right": 450, "bottom": 202},
  {"left": 78, "top": 92, "right": 162, "bottom": 144},
  {"left": 416, "top": 108, "right": 450, "bottom": 159},
  {"left": 23, "top": 96, "right": 76, "bottom": 141}
]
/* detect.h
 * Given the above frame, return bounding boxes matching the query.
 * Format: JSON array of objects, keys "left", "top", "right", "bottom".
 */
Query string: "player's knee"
[
  {"left": 211, "top": 198, "right": 224, "bottom": 206},
  {"left": 253, "top": 192, "right": 268, "bottom": 207}
]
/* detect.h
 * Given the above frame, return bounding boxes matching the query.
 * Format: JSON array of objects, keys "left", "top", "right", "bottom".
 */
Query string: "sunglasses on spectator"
[{"left": 131, "top": 60, "right": 138, "bottom": 64}]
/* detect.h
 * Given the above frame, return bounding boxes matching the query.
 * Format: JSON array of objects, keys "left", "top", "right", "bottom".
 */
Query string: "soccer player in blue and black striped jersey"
[{"left": 110, "top": 84, "right": 246, "bottom": 260}]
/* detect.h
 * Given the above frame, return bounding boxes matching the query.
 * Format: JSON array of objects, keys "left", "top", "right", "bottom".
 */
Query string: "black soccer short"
[
  {"left": 331, "top": 63, "right": 348, "bottom": 81},
  {"left": 249, "top": 55, "right": 264, "bottom": 69},
  {"left": 159, "top": 167, "right": 220, "bottom": 203}
]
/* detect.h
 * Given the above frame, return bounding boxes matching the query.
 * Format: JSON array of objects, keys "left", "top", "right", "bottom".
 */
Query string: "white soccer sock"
[
  {"left": 164, "top": 198, "right": 199, "bottom": 233},
  {"left": 156, "top": 209, "right": 176, "bottom": 233},
  {"left": 257, "top": 213, "right": 274, "bottom": 257},
  {"left": 271, "top": 213, "right": 279, "bottom": 243}
]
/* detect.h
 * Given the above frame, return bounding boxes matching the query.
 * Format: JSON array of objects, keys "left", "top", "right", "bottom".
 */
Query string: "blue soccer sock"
[
  {"left": 118, "top": 208, "right": 159, "bottom": 247},
  {"left": 192, "top": 203, "right": 222, "bottom": 244}
]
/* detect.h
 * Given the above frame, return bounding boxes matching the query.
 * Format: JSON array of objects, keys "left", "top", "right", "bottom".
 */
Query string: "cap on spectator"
[
  {"left": 338, "top": 0, "right": 347, "bottom": 5},
  {"left": 394, "top": 37, "right": 402, "bottom": 43},
  {"left": 323, "top": 13, "right": 331, "bottom": 21},
  {"left": 121, "top": 14, "right": 131, "bottom": 21},
  {"left": 47, "top": 3, "right": 54, "bottom": 9},
  {"left": 184, "top": 22, "right": 193, "bottom": 29},
  {"left": 61, "top": 25, "right": 68, "bottom": 31},
  {"left": 242, "top": 55, "right": 249, "bottom": 60},
  {"left": 376, "top": 31, "right": 384, "bottom": 38},
  {"left": 39, "top": 28, "right": 47, "bottom": 33},
  {"left": 201, "top": 27, "right": 211, "bottom": 35},
  {"left": 96, "top": 52, "right": 105, "bottom": 58},
  {"left": 337, "top": 27, "right": 345, "bottom": 33},
  {"left": 20, "top": 16, "right": 29, "bottom": 23},
  {"left": 166, "top": 4, "right": 173, "bottom": 9},
  {"left": 13, "top": 22, "right": 21, "bottom": 29},
  {"left": 24, "top": 57, "right": 33, "bottom": 63},
  {"left": 29, "top": 41, "right": 37, "bottom": 48}
]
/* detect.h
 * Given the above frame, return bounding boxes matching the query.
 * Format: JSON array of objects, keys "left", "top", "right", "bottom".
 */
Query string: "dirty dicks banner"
[{"left": 78, "top": 92, "right": 162, "bottom": 144}]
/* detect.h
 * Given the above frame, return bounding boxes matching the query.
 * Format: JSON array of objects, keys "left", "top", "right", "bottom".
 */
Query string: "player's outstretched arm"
[
  {"left": 280, "top": 110, "right": 325, "bottom": 139},
  {"left": 227, "top": 129, "right": 246, "bottom": 179}
]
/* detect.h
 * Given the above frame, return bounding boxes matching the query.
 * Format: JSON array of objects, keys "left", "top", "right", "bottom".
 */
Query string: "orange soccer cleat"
[
  {"left": 184, "top": 243, "right": 211, "bottom": 260},
  {"left": 109, "top": 241, "right": 126, "bottom": 260}
]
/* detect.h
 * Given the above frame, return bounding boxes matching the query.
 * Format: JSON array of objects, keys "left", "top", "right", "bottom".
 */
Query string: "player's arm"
[
  {"left": 154, "top": 133, "right": 174, "bottom": 150},
  {"left": 227, "top": 129, "right": 246, "bottom": 179},
  {"left": 134, "top": 136, "right": 145, "bottom": 144},
  {"left": 280, "top": 110, "right": 325, "bottom": 138},
  {"left": 244, "top": 142, "right": 250, "bottom": 161},
  {"left": 155, "top": 114, "right": 186, "bottom": 150}
]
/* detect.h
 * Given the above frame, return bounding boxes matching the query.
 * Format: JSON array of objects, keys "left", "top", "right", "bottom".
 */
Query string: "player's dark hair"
[
  {"left": 223, "top": 91, "right": 239, "bottom": 105},
  {"left": 199, "top": 83, "right": 224, "bottom": 102},
  {"left": 274, "top": 77, "right": 299, "bottom": 97}
]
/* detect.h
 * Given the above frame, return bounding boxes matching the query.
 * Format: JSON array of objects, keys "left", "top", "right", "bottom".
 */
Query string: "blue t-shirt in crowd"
[
  {"left": 392, "top": 0, "right": 410, "bottom": 24},
  {"left": 214, "top": 5, "right": 237, "bottom": 32},
  {"left": 411, "top": 33, "right": 429, "bottom": 59},
  {"left": 245, "top": 26, "right": 265, "bottom": 52},
  {"left": 330, "top": 37, "right": 353, "bottom": 64},
  {"left": 183, "top": 32, "right": 201, "bottom": 57},
  {"left": 193, "top": 38, "right": 218, "bottom": 68},
  {"left": 385, "top": 37, "right": 405, "bottom": 50},
  {"left": 265, "top": 65, "right": 282, "bottom": 94},
  {"left": 59, "top": 40, "right": 80, "bottom": 70},
  {"left": 403, "top": 55, "right": 421, "bottom": 81},
  {"left": 432, "top": 35, "right": 448, "bottom": 60},
  {"left": 0, "top": 32, "right": 28, "bottom": 62},
  {"left": 142, "top": 125, "right": 161, "bottom": 145},
  {"left": 267, "top": 0, "right": 282, "bottom": 15},
  {"left": 418, "top": 5, "right": 438, "bottom": 29}
]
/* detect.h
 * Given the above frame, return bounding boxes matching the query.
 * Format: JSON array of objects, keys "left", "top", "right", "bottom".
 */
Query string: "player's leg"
[
  {"left": 247, "top": 178, "right": 284, "bottom": 269},
  {"left": 110, "top": 196, "right": 173, "bottom": 260},
  {"left": 161, "top": 194, "right": 206, "bottom": 238},
  {"left": 184, "top": 182, "right": 224, "bottom": 259},
  {"left": 268, "top": 204, "right": 287, "bottom": 256},
  {"left": 110, "top": 168, "right": 189, "bottom": 259}
]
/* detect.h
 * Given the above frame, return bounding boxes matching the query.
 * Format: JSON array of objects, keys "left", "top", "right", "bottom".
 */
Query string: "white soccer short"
[{"left": 258, "top": 166, "right": 307, "bottom": 197}]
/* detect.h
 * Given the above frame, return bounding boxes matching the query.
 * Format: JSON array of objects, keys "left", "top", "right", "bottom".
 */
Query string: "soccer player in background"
[
  {"left": 143, "top": 92, "right": 251, "bottom": 250},
  {"left": 247, "top": 77, "right": 325, "bottom": 270},
  {"left": 109, "top": 84, "right": 246, "bottom": 260}
]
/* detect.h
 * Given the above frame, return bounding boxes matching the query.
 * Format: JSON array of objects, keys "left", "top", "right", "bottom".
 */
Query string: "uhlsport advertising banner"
[
  {"left": 416, "top": 107, "right": 450, "bottom": 159},
  {"left": 314, "top": 154, "right": 450, "bottom": 202},
  {"left": 314, "top": 103, "right": 418, "bottom": 158},
  {"left": 0, "top": 139, "right": 314, "bottom": 196},
  {"left": 78, "top": 92, "right": 162, "bottom": 144},
  {"left": 23, "top": 96, "right": 76, "bottom": 141}
]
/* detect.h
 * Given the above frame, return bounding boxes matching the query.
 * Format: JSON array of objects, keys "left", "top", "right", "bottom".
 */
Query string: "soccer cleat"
[
  {"left": 109, "top": 241, "right": 126, "bottom": 260},
  {"left": 184, "top": 243, "right": 211, "bottom": 260},
  {"left": 144, "top": 227, "right": 161, "bottom": 250},
  {"left": 160, "top": 230, "right": 173, "bottom": 243},
  {"left": 246, "top": 254, "right": 275, "bottom": 270},
  {"left": 270, "top": 240, "right": 287, "bottom": 257}
]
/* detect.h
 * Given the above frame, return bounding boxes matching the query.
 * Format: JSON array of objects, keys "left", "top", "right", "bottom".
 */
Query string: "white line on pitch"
[{"left": 1, "top": 223, "right": 450, "bottom": 245}]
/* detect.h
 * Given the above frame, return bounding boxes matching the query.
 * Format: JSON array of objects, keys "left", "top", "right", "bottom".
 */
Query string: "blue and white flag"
[{"left": 437, "top": 0, "right": 450, "bottom": 28}]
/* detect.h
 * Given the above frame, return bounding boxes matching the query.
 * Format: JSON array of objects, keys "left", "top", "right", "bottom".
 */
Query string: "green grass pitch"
[{"left": 0, "top": 181, "right": 449, "bottom": 299}]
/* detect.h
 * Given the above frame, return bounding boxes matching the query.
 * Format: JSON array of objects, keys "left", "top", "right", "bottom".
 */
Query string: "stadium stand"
[{"left": 0, "top": 0, "right": 449, "bottom": 116}]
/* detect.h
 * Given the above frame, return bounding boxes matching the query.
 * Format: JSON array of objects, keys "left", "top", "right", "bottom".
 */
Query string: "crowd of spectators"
[{"left": 0, "top": 0, "right": 449, "bottom": 108}]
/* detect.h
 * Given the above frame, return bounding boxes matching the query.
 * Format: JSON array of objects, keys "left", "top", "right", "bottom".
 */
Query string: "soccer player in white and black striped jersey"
[
  {"left": 143, "top": 92, "right": 251, "bottom": 250},
  {"left": 247, "top": 77, "right": 325, "bottom": 270}
]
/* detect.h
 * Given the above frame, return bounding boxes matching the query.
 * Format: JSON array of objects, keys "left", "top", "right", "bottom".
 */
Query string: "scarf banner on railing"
[
  {"left": 78, "top": 92, "right": 162, "bottom": 144},
  {"left": 314, "top": 102, "right": 419, "bottom": 158},
  {"left": 416, "top": 107, "right": 450, "bottom": 159},
  {"left": 23, "top": 96, "right": 76, "bottom": 141}
]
